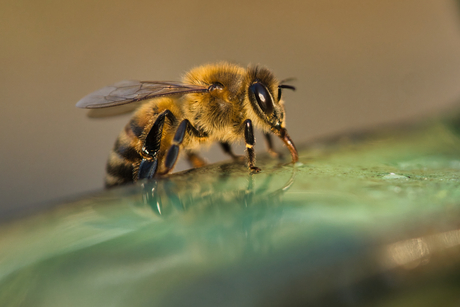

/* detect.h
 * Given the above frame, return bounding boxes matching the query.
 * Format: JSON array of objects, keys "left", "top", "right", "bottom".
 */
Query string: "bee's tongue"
[{"left": 277, "top": 128, "right": 298, "bottom": 163}]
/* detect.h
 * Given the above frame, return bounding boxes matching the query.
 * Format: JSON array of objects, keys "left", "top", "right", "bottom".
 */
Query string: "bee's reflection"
[
  {"left": 133, "top": 162, "right": 297, "bottom": 255},
  {"left": 139, "top": 162, "right": 296, "bottom": 217}
]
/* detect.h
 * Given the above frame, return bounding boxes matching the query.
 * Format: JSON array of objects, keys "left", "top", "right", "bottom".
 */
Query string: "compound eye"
[{"left": 249, "top": 82, "right": 274, "bottom": 115}]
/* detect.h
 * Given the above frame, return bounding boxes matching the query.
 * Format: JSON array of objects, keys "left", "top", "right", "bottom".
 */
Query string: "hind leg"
[
  {"left": 137, "top": 110, "right": 177, "bottom": 180},
  {"left": 185, "top": 150, "right": 207, "bottom": 168}
]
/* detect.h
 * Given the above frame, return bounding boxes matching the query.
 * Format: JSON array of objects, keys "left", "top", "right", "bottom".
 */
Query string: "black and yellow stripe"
[{"left": 105, "top": 120, "right": 143, "bottom": 187}]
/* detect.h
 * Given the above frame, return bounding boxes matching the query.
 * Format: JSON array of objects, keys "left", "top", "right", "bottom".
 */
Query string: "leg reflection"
[{"left": 140, "top": 162, "right": 297, "bottom": 216}]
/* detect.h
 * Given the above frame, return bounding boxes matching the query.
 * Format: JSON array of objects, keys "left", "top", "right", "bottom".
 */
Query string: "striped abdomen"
[{"left": 105, "top": 117, "right": 145, "bottom": 188}]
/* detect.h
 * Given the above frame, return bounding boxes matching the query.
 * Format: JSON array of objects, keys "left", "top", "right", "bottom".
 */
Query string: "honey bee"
[{"left": 77, "top": 62, "right": 298, "bottom": 187}]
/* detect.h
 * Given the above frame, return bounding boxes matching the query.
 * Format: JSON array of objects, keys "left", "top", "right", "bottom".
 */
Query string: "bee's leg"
[
  {"left": 264, "top": 133, "right": 283, "bottom": 159},
  {"left": 161, "top": 119, "right": 202, "bottom": 174},
  {"left": 137, "top": 110, "right": 177, "bottom": 180},
  {"left": 138, "top": 159, "right": 158, "bottom": 180},
  {"left": 220, "top": 142, "right": 245, "bottom": 161},
  {"left": 244, "top": 119, "right": 261, "bottom": 173},
  {"left": 185, "top": 150, "right": 207, "bottom": 168}
]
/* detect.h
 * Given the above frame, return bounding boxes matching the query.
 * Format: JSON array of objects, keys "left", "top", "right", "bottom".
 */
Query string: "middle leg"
[
  {"left": 220, "top": 142, "right": 244, "bottom": 161},
  {"left": 159, "top": 119, "right": 203, "bottom": 175}
]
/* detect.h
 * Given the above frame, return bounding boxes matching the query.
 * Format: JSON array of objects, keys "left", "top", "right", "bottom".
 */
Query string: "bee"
[{"left": 77, "top": 62, "right": 298, "bottom": 187}]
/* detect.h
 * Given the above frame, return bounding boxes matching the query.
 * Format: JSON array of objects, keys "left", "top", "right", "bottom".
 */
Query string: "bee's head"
[
  {"left": 245, "top": 66, "right": 295, "bottom": 134},
  {"left": 244, "top": 65, "right": 298, "bottom": 163}
]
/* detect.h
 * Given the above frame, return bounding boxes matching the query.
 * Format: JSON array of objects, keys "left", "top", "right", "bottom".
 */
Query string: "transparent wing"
[
  {"left": 85, "top": 102, "right": 145, "bottom": 118},
  {"left": 76, "top": 80, "right": 209, "bottom": 109}
]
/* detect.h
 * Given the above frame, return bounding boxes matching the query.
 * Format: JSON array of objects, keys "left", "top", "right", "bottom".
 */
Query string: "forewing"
[
  {"left": 85, "top": 102, "right": 145, "bottom": 118},
  {"left": 76, "top": 80, "right": 209, "bottom": 109}
]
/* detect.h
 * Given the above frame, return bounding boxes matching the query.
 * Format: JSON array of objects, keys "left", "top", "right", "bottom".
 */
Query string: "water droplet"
[{"left": 383, "top": 173, "right": 409, "bottom": 180}]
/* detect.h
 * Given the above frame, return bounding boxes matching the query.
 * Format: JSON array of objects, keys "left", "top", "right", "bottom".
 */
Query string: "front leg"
[
  {"left": 264, "top": 133, "right": 283, "bottom": 159},
  {"left": 244, "top": 119, "right": 261, "bottom": 173}
]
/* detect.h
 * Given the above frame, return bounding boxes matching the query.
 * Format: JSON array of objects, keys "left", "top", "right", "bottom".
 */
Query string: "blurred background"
[{"left": 2, "top": 0, "right": 460, "bottom": 213}]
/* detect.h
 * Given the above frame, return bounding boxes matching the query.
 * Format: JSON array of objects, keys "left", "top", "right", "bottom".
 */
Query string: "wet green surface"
[{"left": 1, "top": 115, "right": 460, "bottom": 306}]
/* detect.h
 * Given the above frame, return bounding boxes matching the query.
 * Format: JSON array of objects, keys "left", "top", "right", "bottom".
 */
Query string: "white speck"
[{"left": 383, "top": 173, "right": 409, "bottom": 180}]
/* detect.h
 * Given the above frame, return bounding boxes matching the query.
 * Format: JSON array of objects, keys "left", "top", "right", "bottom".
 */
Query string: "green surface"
[{"left": 1, "top": 115, "right": 460, "bottom": 306}]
